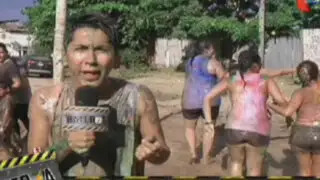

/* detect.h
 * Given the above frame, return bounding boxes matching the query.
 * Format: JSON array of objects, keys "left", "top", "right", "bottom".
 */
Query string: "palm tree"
[{"left": 52, "top": 0, "right": 67, "bottom": 83}]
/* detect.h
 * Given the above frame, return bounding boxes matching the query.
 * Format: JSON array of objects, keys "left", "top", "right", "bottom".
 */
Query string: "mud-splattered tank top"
[
  {"left": 182, "top": 55, "right": 220, "bottom": 109},
  {"left": 226, "top": 73, "right": 270, "bottom": 136},
  {"left": 49, "top": 79, "right": 143, "bottom": 176}
]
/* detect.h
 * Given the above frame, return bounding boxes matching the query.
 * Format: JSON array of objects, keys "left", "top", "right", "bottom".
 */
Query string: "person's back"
[
  {"left": 181, "top": 41, "right": 226, "bottom": 164},
  {"left": 295, "top": 84, "right": 320, "bottom": 126},
  {"left": 182, "top": 55, "right": 219, "bottom": 109},
  {"left": 203, "top": 49, "right": 287, "bottom": 176},
  {"left": 268, "top": 60, "right": 320, "bottom": 176},
  {"left": 227, "top": 73, "right": 269, "bottom": 135}
]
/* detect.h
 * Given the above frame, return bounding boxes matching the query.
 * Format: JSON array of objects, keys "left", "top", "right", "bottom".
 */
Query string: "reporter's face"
[
  {"left": 0, "top": 48, "right": 7, "bottom": 63},
  {"left": 66, "top": 27, "right": 116, "bottom": 87}
]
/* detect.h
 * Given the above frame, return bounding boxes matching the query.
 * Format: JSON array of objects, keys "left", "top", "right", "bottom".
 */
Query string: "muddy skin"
[
  {"left": 289, "top": 87, "right": 320, "bottom": 177},
  {"left": 0, "top": 95, "right": 21, "bottom": 160},
  {"left": 290, "top": 125, "right": 320, "bottom": 176},
  {"left": 268, "top": 61, "right": 320, "bottom": 177},
  {"left": 227, "top": 129, "right": 269, "bottom": 176},
  {"left": 204, "top": 50, "right": 288, "bottom": 176}
]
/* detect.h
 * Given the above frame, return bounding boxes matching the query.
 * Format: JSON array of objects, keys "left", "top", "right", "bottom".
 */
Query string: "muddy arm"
[
  {"left": 138, "top": 85, "right": 170, "bottom": 164},
  {"left": 260, "top": 68, "right": 296, "bottom": 78},
  {"left": 268, "top": 90, "right": 303, "bottom": 118},
  {"left": 28, "top": 87, "right": 71, "bottom": 161}
]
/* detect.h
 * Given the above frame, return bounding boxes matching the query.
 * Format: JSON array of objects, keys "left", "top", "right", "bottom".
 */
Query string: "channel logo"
[{"left": 297, "top": 0, "right": 320, "bottom": 12}]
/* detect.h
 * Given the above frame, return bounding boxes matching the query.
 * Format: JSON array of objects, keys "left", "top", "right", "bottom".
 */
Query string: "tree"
[
  {"left": 24, "top": 0, "right": 320, "bottom": 67},
  {"left": 24, "top": 0, "right": 130, "bottom": 55},
  {"left": 52, "top": 0, "right": 67, "bottom": 83}
]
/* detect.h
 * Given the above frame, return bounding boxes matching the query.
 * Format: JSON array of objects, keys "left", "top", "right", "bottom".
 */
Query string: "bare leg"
[
  {"left": 202, "top": 106, "right": 219, "bottom": 164},
  {"left": 295, "top": 151, "right": 312, "bottom": 176},
  {"left": 228, "top": 144, "right": 245, "bottom": 176},
  {"left": 246, "top": 144, "right": 266, "bottom": 176},
  {"left": 311, "top": 153, "right": 320, "bottom": 177},
  {"left": 185, "top": 119, "right": 199, "bottom": 164},
  {"left": 202, "top": 122, "right": 214, "bottom": 164}
]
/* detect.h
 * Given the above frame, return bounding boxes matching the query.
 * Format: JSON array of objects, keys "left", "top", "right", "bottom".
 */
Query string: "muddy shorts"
[
  {"left": 290, "top": 124, "right": 320, "bottom": 153},
  {"left": 226, "top": 129, "right": 269, "bottom": 147},
  {"left": 226, "top": 129, "right": 269, "bottom": 166},
  {"left": 182, "top": 106, "right": 220, "bottom": 121}
]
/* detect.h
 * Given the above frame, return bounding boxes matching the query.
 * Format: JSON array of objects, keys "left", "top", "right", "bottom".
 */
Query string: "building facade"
[{"left": 0, "top": 20, "right": 33, "bottom": 57}]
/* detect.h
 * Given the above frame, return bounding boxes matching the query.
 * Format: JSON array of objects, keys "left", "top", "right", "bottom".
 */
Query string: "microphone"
[
  {"left": 62, "top": 86, "right": 110, "bottom": 175},
  {"left": 74, "top": 86, "right": 99, "bottom": 167},
  {"left": 75, "top": 86, "right": 99, "bottom": 107}
]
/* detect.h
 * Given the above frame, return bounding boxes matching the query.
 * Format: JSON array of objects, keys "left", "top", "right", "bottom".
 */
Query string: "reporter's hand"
[
  {"left": 67, "top": 131, "right": 95, "bottom": 153},
  {"left": 135, "top": 137, "right": 161, "bottom": 161}
]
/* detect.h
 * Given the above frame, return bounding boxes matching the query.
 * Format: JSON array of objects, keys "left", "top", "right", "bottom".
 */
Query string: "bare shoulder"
[
  {"left": 30, "top": 84, "right": 63, "bottom": 111},
  {"left": 137, "top": 84, "right": 154, "bottom": 99},
  {"left": 33, "top": 84, "right": 62, "bottom": 100},
  {"left": 136, "top": 84, "right": 159, "bottom": 119},
  {"left": 211, "top": 59, "right": 223, "bottom": 67}
]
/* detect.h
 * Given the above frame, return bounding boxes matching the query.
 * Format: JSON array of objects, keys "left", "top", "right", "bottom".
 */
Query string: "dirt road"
[{"left": 28, "top": 72, "right": 300, "bottom": 176}]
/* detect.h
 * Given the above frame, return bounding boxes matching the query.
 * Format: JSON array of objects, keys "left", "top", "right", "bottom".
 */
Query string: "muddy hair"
[
  {"left": 296, "top": 60, "right": 319, "bottom": 86},
  {"left": 0, "top": 43, "right": 8, "bottom": 53},
  {"left": 65, "top": 12, "right": 119, "bottom": 55},
  {"left": 182, "top": 39, "right": 216, "bottom": 62},
  {"left": 237, "top": 50, "right": 261, "bottom": 88}
]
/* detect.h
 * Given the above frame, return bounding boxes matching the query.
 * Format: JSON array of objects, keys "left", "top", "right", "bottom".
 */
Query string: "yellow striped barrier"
[
  {"left": 0, "top": 150, "right": 56, "bottom": 170},
  {"left": 0, "top": 150, "right": 61, "bottom": 180}
]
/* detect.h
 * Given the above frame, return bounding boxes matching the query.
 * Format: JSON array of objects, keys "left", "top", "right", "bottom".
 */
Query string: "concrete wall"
[{"left": 303, "top": 29, "right": 320, "bottom": 66}]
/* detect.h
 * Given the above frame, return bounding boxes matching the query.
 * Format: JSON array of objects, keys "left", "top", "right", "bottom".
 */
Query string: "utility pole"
[
  {"left": 52, "top": 0, "right": 67, "bottom": 83},
  {"left": 258, "top": 0, "right": 266, "bottom": 66}
]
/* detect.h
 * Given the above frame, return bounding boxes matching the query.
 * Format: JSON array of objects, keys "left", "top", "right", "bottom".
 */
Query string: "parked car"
[{"left": 23, "top": 56, "right": 53, "bottom": 77}]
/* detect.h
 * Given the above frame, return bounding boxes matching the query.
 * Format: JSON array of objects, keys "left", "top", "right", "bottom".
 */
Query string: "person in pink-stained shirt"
[{"left": 203, "top": 50, "right": 288, "bottom": 176}]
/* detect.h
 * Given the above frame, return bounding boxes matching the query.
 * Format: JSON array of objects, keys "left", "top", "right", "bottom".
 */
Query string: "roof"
[{"left": 0, "top": 21, "right": 28, "bottom": 33}]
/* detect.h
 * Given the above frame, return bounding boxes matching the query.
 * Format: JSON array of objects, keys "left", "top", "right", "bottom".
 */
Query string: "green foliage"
[
  {"left": 24, "top": 0, "right": 320, "bottom": 68},
  {"left": 120, "top": 49, "right": 147, "bottom": 68}
]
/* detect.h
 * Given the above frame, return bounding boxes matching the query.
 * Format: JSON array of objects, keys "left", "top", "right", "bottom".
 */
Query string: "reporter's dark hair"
[
  {"left": 0, "top": 43, "right": 8, "bottom": 53},
  {"left": 65, "top": 12, "right": 119, "bottom": 54}
]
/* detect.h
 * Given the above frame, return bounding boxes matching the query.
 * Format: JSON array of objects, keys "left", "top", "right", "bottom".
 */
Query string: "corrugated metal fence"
[
  {"left": 265, "top": 36, "right": 303, "bottom": 69},
  {"left": 154, "top": 37, "right": 304, "bottom": 69}
]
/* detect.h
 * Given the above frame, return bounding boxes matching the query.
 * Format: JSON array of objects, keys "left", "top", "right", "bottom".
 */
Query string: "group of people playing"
[
  {"left": 0, "top": 11, "right": 318, "bottom": 178},
  {"left": 182, "top": 40, "right": 320, "bottom": 177}
]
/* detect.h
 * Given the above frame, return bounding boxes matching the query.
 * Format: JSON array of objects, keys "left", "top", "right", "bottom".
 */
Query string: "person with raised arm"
[
  {"left": 203, "top": 50, "right": 287, "bottom": 176},
  {"left": 268, "top": 60, "right": 320, "bottom": 177}
]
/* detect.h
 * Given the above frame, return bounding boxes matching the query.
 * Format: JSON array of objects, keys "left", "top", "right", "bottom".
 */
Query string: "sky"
[{"left": 0, "top": 0, "right": 35, "bottom": 22}]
